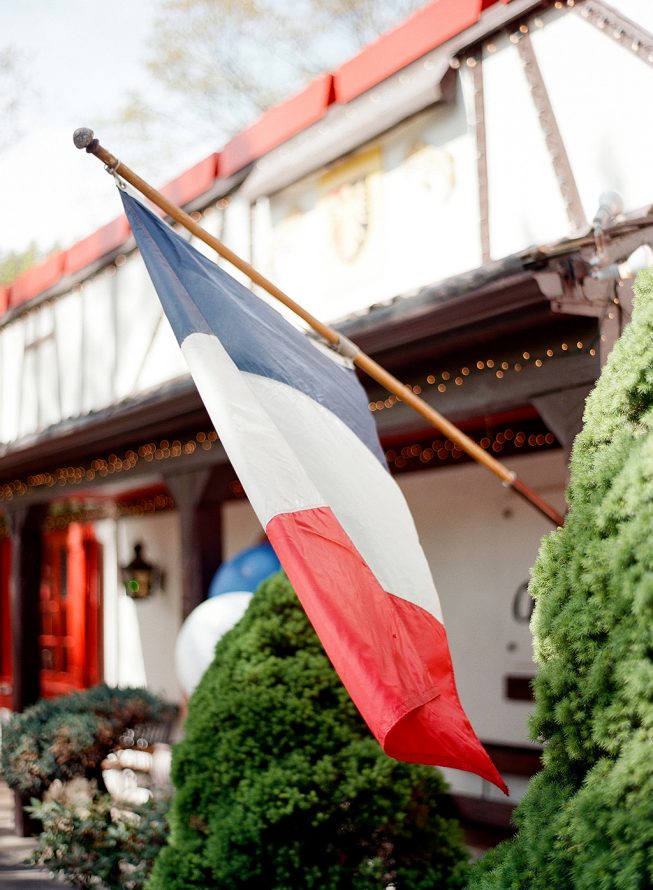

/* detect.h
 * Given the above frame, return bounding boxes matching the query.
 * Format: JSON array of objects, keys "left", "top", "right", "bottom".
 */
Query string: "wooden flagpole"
[{"left": 73, "top": 128, "right": 565, "bottom": 527}]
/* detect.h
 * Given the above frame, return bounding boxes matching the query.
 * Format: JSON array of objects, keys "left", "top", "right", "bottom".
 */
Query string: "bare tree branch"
[{"left": 110, "top": 0, "right": 424, "bottom": 164}]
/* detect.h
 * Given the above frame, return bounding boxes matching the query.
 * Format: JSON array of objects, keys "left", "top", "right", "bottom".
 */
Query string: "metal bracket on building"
[{"left": 528, "top": 219, "right": 653, "bottom": 365}]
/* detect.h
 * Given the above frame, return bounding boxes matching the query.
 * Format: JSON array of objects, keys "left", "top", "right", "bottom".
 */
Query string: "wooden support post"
[
  {"left": 8, "top": 505, "right": 47, "bottom": 711},
  {"left": 196, "top": 498, "right": 223, "bottom": 607},
  {"left": 7, "top": 503, "right": 47, "bottom": 837},
  {"left": 599, "top": 300, "right": 622, "bottom": 367},
  {"left": 165, "top": 468, "right": 225, "bottom": 618}
]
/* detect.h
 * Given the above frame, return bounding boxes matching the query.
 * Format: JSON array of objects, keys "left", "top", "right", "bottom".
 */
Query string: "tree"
[
  {"left": 0, "top": 44, "right": 44, "bottom": 283},
  {"left": 0, "top": 45, "right": 30, "bottom": 151},
  {"left": 469, "top": 271, "right": 653, "bottom": 888},
  {"left": 148, "top": 573, "right": 470, "bottom": 889},
  {"left": 113, "top": 0, "right": 424, "bottom": 159},
  {"left": 0, "top": 241, "right": 42, "bottom": 285}
]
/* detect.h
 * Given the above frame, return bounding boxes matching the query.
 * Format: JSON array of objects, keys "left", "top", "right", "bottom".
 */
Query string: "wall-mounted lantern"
[{"left": 121, "top": 543, "right": 162, "bottom": 600}]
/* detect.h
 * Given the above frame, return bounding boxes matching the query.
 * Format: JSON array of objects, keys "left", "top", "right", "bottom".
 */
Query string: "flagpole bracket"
[
  {"left": 105, "top": 163, "right": 128, "bottom": 190},
  {"left": 335, "top": 334, "right": 362, "bottom": 360}
]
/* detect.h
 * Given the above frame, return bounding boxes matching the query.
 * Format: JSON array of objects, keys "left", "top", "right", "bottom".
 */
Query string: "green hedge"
[
  {"left": 148, "top": 573, "right": 470, "bottom": 889},
  {"left": 1, "top": 684, "right": 177, "bottom": 798},
  {"left": 470, "top": 272, "right": 653, "bottom": 888}
]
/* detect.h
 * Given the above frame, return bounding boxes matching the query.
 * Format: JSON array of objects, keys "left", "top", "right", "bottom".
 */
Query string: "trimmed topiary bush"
[
  {"left": 470, "top": 271, "right": 653, "bottom": 888},
  {"left": 1, "top": 684, "right": 177, "bottom": 798},
  {"left": 148, "top": 572, "right": 469, "bottom": 889}
]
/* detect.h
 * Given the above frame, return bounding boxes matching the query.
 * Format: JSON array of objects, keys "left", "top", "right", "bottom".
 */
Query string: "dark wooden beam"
[
  {"left": 450, "top": 794, "right": 516, "bottom": 849},
  {"left": 165, "top": 469, "right": 212, "bottom": 620},
  {"left": 448, "top": 742, "right": 543, "bottom": 849},
  {"left": 165, "top": 466, "right": 233, "bottom": 618},
  {"left": 471, "top": 49, "right": 491, "bottom": 264},
  {"left": 504, "top": 674, "right": 536, "bottom": 703},
  {"left": 7, "top": 504, "right": 47, "bottom": 711},
  {"left": 7, "top": 503, "right": 48, "bottom": 836},
  {"left": 516, "top": 31, "right": 586, "bottom": 233},
  {"left": 196, "top": 500, "right": 223, "bottom": 605},
  {"left": 578, "top": 1, "right": 653, "bottom": 69},
  {"left": 483, "top": 741, "right": 542, "bottom": 778}
]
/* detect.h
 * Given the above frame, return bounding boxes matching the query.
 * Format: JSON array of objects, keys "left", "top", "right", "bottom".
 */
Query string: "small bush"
[
  {"left": 468, "top": 272, "right": 653, "bottom": 888},
  {"left": 148, "top": 572, "right": 470, "bottom": 890},
  {"left": 1, "top": 685, "right": 177, "bottom": 798},
  {"left": 28, "top": 786, "right": 168, "bottom": 890}
]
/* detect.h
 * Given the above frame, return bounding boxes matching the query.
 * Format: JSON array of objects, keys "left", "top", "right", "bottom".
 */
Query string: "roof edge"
[{"left": 2, "top": 0, "right": 516, "bottom": 310}]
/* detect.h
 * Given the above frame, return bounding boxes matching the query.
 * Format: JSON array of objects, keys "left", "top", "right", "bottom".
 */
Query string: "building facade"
[{"left": 3, "top": 0, "right": 653, "bottom": 839}]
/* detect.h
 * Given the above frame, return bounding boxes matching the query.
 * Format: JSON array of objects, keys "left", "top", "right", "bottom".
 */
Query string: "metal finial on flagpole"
[
  {"left": 73, "top": 127, "right": 95, "bottom": 149},
  {"left": 74, "top": 129, "right": 565, "bottom": 527}
]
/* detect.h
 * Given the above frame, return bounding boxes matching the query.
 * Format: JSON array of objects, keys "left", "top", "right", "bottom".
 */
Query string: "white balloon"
[{"left": 175, "top": 591, "right": 253, "bottom": 697}]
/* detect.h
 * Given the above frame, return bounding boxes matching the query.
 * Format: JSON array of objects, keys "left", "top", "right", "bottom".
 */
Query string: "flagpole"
[{"left": 73, "top": 128, "right": 565, "bottom": 527}]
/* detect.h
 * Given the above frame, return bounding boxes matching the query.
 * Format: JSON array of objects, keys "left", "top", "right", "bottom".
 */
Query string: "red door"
[
  {"left": 39, "top": 524, "right": 102, "bottom": 698},
  {"left": 0, "top": 536, "right": 12, "bottom": 708}
]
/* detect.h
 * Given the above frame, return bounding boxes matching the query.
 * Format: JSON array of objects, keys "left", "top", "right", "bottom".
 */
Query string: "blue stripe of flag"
[{"left": 121, "top": 193, "right": 386, "bottom": 466}]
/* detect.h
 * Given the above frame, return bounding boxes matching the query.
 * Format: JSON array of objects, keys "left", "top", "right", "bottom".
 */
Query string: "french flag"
[{"left": 122, "top": 192, "right": 507, "bottom": 793}]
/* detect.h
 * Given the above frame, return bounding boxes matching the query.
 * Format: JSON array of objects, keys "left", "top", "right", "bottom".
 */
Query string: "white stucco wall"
[
  {"left": 220, "top": 451, "right": 567, "bottom": 742},
  {"left": 398, "top": 450, "right": 567, "bottom": 801},
  {"left": 107, "top": 511, "right": 184, "bottom": 703},
  {"left": 399, "top": 450, "right": 567, "bottom": 744}
]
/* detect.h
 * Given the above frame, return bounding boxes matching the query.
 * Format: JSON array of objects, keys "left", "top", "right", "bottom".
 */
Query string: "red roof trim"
[
  {"left": 2, "top": 0, "right": 512, "bottom": 310},
  {"left": 335, "top": 0, "right": 485, "bottom": 104},
  {"left": 9, "top": 251, "right": 66, "bottom": 308},
  {"left": 63, "top": 215, "right": 131, "bottom": 278},
  {"left": 160, "top": 153, "right": 221, "bottom": 206},
  {"left": 221, "top": 74, "right": 335, "bottom": 177}
]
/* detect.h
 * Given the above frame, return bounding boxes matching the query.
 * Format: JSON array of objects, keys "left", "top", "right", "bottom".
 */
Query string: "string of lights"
[
  {"left": 0, "top": 332, "right": 589, "bottom": 503},
  {"left": 369, "top": 337, "right": 597, "bottom": 413},
  {"left": 0, "top": 431, "right": 220, "bottom": 503},
  {"left": 386, "top": 423, "right": 557, "bottom": 472},
  {"left": 0, "top": 414, "right": 561, "bottom": 509},
  {"left": 450, "top": 0, "right": 579, "bottom": 74},
  {"left": 1, "top": 416, "right": 557, "bottom": 521}
]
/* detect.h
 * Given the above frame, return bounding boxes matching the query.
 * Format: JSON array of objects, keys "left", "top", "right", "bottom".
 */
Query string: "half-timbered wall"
[{"left": 2, "top": 4, "right": 653, "bottom": 450}]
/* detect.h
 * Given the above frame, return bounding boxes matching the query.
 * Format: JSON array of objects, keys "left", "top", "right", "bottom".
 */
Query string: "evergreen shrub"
[
  {"left": 28, "top": 788, "right": 169, "bottom": 890},
  {"left": 469, "top": 271, "right": 653, "bottom": 888},
  {"left": 148, "top": 572, "right": 469, "bottom": 890},
  {"left": 1, "top": 684, "right": 177, "bottom": 798}
]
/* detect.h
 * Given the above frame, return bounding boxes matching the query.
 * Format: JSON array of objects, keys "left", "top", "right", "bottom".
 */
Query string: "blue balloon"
[{"left": 208, "top": 542, "right": 281, "bottom": 597}]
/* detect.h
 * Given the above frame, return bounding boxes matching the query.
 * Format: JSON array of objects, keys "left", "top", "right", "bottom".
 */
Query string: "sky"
[
  {"left": 0, "top": 0, "right": 427, "bottom": 262},
  {"left": 0, "top": 0, "right": 217, "bottom": 257}
]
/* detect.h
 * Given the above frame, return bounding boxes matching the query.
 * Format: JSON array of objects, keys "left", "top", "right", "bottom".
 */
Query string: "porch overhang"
[{"left": 2, "top": 215, "right": 652, "bottom": 496}]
